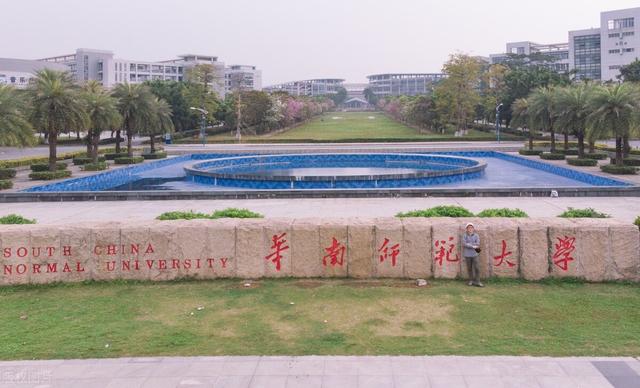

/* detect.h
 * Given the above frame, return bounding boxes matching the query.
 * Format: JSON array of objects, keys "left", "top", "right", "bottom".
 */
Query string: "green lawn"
[
  {"left": 1, "top": 279, "right": 639, "bottom": 359},
  {"left": 206, "top": 112, "right": 498, "bottom": 142}
]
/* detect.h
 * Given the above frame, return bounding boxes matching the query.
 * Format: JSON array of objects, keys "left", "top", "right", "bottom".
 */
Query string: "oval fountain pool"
[{"left": 183, "top": 153, "right": 487, "bottom": 189}]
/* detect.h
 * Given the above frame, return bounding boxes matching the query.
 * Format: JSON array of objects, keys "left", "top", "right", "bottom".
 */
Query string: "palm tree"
[
  {"left": 112, "top": 83, "right": 154, "bottom": 157},
  {"left": 587, "top": 83, "right": 640, "bottom": 166},
  {"left": 142, "top": 97, "right": 174, "bottom": 154},
  {"left": 0, "top": 85, "right": 36, "bottom": 146},
  {"left": 510, "top": 98, "right": 533, "bottom": 150},
  {"left": 528, "top": 87, "right": 558, "bottom": 153},
  {"left": 554, "top": 84, "right": 594, "bottom": 158},
  {"left": 27, "top": 69, "right": 88, "bottom": 171},
  {"left": 82, "top": 81, "right": 122, "bottom": 163}
]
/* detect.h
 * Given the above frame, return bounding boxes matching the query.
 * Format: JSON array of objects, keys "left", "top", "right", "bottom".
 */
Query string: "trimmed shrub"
[
  {"left": 539, "top": 153, "right": 566, "bottom": 160},
  {"left": 114, "top": 156, "right": 144, "bottom": 165},
  {"left": 635, "top": 216, "right": 640, "bottom": 230},
  {"left": 29, "top": 170, "right": 72, "bottom": 180},
  {"left": 396, "top": 205, "right": 474, "bottom": 218},
  {"left": 567, "top": 158, "right": 598, "bottom": 167},
  {"left": 559, "top": 207, "right": 610, "bottom": 218},
  {"left": 73, "top": 156, "right": 106, "bottom": 165},
  {"left": 30, "top": 162, "right": 67, "bottom": 172},
  {"left": 601, "top": 164, "right": 638, "bottom": 175},
  {"left": 583, "top": 152, "right": 608, "bottom": 160},
  {"left": 157, "top": 208, "right": 264, "bottom": 221},
  {"left": 142, "top": 152, "right": 167, "bottom": 160},
  {"left": 105, "top": 152, "right": 129, "bottom": 160},
  {"left": 0, "top": 168, "right": 17, "bottom": 179},
  {"left": 518, "top": 149, "right": 543, "bottom": 156},
  {"left": 556, "top": 149, "right": 579, "bottom": 156},
  {"left": 0, "top": 214, "right": 36, "bottom": 224},
  {"left": 0, "top": 180, "right": 13, "bottom": 190},
  {"left": 476, "top": 208, "right": 528, "bottom": 218},
  {"left": 609, "top": 158, "right": 640, "bottom": 167},
  {"left": 82, "top": 162, "right": 109, "bottom": 171}
]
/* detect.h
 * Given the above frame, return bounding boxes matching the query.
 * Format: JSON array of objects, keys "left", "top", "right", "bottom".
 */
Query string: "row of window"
[
  {"left": 608, "top": 31, "right": 635, "bottom": 38},
  {"left": 608, "top": 48, "right": 635, "bottom": 54},
  {"left": 607, "top": 17, "right": 634, "bottom": 30}
]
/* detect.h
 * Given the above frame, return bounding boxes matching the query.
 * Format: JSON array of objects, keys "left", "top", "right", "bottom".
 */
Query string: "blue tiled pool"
[{"left": 23, "top": 151, "right": 632, "bottom": 192}]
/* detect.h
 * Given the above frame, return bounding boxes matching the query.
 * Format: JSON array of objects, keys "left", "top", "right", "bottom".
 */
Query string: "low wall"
[{"left": 1, "top": 218, "right": 638, "bottom": 285}]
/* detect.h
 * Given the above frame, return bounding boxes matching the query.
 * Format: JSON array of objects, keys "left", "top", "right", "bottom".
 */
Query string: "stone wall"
[{"left": 1, "top": 218, "right": 638, "bottom": 285}]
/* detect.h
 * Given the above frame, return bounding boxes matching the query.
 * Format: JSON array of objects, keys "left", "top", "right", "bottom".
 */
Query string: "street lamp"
[
  {"left": 495, "top": 103, "right": 504, "bottom": 144},
  {"left": 189, "top": 107, "right": 209, "bottom": 147}
]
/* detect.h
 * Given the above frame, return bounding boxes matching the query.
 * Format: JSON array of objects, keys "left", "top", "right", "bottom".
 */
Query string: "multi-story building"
[
  {"left": 366, "top": 73, "right": 446, "bottom": 97},
  {"left": 490, "top": 41, "right": 570, "bottom": 73},
  {"left": 1, "top": 48, "right": 261, "bottom": 97},
  {"left": 0, "top": 57, "right": 68, "bottom": 88},
  {"left": 263, "top": 79, "right": 344, "bottom": 96},
  {"left": 224, "top": 65, "right": 262, "bottom": 94},
  {"left": 492, "top": 7, "right": 640, "bottom": 81}
]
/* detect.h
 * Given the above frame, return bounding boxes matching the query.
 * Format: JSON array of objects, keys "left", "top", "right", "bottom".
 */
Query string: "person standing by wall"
[{"left": 462, "top": 223, "right": 484, "bottom": 287}]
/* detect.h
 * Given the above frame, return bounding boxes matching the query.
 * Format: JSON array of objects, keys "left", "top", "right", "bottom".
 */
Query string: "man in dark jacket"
[{"left": 462, "top": 223, "right": 484, "bottom": 287}]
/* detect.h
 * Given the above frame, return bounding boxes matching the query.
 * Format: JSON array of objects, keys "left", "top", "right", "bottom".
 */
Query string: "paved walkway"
[
  {"left": 1, "top": 356, "right": 638, "bottom": 388},
  {"left": 3, "top": 197, "right": 640, "bottom": 224}
]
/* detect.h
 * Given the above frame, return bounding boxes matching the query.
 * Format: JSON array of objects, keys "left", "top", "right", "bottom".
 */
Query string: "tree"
[
  {"left": 434, "top": 53, "right": 483, "bottom": 133},
  {"left": 28, "top": 69, "right": 88, "bottom": 171},
  {"left": 0, "top": 85, "right": 35, "bottom": 147},
  {"left": 554, "top": 83, "right": 594, "bottom": 158},
  {"left": 617, "top": 59, "right": 640, "bottom": 83},
  {"left": 141, "top": 98, "right": 174, "bottom": 154},
  {"left": 404, "top": 95, "right": 437, "bottom": 130},
  {"left": 510, "top": 98, "right": 533, "bottom": 150},
  {"left": 145, "top": 80, "right": 197, "bottom": 132},
  {"left": 329, "top": 87, "right": 347, "bottom": 105},
  {"left": 528, "top": 87, "right": 558, "bottom": 152},
  {"left": 587, "top": 83, "right": 640, "bottom": 166},
  {"left": 363, "top": 88, "right": 379, "bottom": 106},
  {"left": 81, "top": 81, "right": 122, "bottom": 162},
  {"left": 112, "top": 83, "right": 155, "bottom": 157}
]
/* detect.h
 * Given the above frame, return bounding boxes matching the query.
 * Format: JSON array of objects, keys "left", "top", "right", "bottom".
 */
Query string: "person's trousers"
[{"left": 465, "top": 256, "right": 480, "bottom": 284}]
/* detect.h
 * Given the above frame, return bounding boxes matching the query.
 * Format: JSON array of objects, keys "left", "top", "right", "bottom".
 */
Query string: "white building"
[
  {"left": 490, "top": 42, "right": 570, "bottom": 73},
  {"left": 224, "top": 65, "right": 262, "bottom": 94},
  {"left": 263, "top": 79, "right": 344, "bottom": 96},
  {"left": 597, "top": 7, "right": 639, "bottom": 81},
  {"left": 366, "top": 73, "right": 446, "bottom": 96},
  {"left": 0, "top": 57, "right": 67, "bottom": 88}
]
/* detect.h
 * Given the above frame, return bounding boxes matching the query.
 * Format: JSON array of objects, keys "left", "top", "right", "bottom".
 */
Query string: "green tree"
[
  {"left": 0, "top": 85, "right": 35, "bottom": 147},
  {"left": 329, "top": 87, "right": 347, "bottom": 105},
  {"left": 145, "top": 80, "right": 197, "bottom": 131},
  {"left": 81, "top": 81, "right": 122, "bottom": 162},
  {"left": 587, "top": 83, "right": 640, "bottom": 166},
  {"left": 617, "top": 59, "right": 640, "bottom": 83},
  {"left": 554, "top": 83, "right": 594, "bottom": 158},
  {"left": 363, "top": 88, "right": 379, "bottom": 106},
  {"left": 141, "top": 98, "right": 174, "bottom": 154},
  {"left": 435, "top": 54, "right": 482, "bottom": 133},
  {"left": 510, "top": 98, "right": 533, "bottom": 150},
  {"left": 28, "top": 69, "right": 88, "bottom": 171},
  {"left": 112, "top": 83, "right": 155, "bottom": 157},
  {"left": 528, "top": 87, "right": 558, "bottom": 152}
]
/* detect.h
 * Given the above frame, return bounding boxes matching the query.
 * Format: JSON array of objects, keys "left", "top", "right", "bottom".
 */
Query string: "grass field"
[
  {"left": 206, "top": 112, "right": 497, "bottom": 142},
  {"left": 1, "top": 279, "right": 639, "bottom": 360}
]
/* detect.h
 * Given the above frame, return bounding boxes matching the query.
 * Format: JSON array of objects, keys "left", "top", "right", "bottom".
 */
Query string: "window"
[
  {"left": 609, "top": 49, "right": 621, "bottom": 54},
  {"left": 623, "top": 48, "right": 635, "bottom": 52},
  {"left": 610, "top": 65, "right": 622, "bottom": 70},
  {"left": 623, "top": 31, "right": 635, "bottom": 37},
  {"left": 608, "top": 17, "right": 634, "bottom": 30},
  {"left": 609, "top": 33, "right": 620, "bottom": 38}
]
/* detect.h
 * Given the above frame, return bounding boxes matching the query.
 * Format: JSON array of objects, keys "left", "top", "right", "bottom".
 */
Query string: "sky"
[{"left": 1, "top": 0, "right": 639, "bottom": 85}]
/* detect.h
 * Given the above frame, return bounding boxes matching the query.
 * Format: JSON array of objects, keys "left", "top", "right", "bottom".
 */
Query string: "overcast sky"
[{"left": 1, "top": 0, "right": 638, "bottom": 85}]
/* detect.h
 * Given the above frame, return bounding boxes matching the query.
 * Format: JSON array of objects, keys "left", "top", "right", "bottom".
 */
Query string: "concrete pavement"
[{"left": 1, "top": 356, "right": 638, "bottom": 388}]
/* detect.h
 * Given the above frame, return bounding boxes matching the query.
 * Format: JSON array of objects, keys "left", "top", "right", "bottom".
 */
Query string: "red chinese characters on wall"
[
  {"left": 323, "top": 237, "right": 346, "bottom": 267},
  {"left": 378, "top": 238, "right": 400, "bottom": 266},
  {"left": 493, "top": 240, "right": 515, "bottom": 268},
  {"left": 553, "top": 235, "right": 576, "bottom": 271},
  {"left": 265, "top": 233, "right": 289, "bottom": 271},
  {"left": 434, "top": 237, "right": 459, "bottom": 266}
]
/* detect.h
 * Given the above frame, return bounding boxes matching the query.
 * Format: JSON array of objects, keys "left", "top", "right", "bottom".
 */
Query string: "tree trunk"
[
  {"left": 528, "top": 127, "right": 533, "bottom": 150},
  {"left": 577, "top": 133, "right": 585, "bottom": 159},
  {"left": 150, "top": 134, "right": 155, "bottom": 154},
  {"left": 563, "top": 132, "right": 569, "bottom": 151},
  {"left": 115, "top": 130, "right": 122, "bottom": 154},
  {"left": 616, "top": 136, "right": 624, "bottom": 166},
  {"left": 127, "top": 129, "right": 133, "bottom": 158},
  {"left": 588, "top": 140, "right": 595, "bottom": 154},
  {"left": 91, "top": 133, "right": 100, "bottom": 163},
  {"left": 623, "top": 135, "right": 630, "bottom": 158},
  {"left": 549, "top": 128, "right": 556, "bottom": 153},
  {"left": 48, "top": 132, "right": 57, "bottom": 172}
]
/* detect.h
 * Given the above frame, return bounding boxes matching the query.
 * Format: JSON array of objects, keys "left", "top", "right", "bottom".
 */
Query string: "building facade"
[
  {"left": 224, "top": 65, "right": 262, "bottom": 94},
  {"left": 492, "top": 7, "right": 640, "bottom": 81},
  {"left": 0, "top": 57, "right": 68, "bottom": 88},
  {"left": 263, "top": 79, "right": 344, "bottom": 96},
  {"left": 366, "top": 73, "right": 446, "bottom": 96},
  {"left": 1, "top": 48, "right": 261, "bottom": 97}
]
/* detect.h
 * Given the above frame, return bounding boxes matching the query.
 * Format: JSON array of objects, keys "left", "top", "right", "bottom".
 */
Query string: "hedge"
[
  {"left": 114, "top": 156, "right": 144, "bottom": 165},
  {"left": 142, "top": 152, "right": 167, "bottom": 160},
  {"left": 556, "top": 149, "right": 579, "bottom": 156},
  {"left": 518, "top": 149, "right": 544, "bottom": 156},
  {"left": 396, "top": 206, "right": 474, "bottom": 218},
  {"left": 105, "top": 152, "right": 130, "bottom": 160},
  {"left": 82, "top": 162, "right": 109, "bottom": 171},
  {"left": 540, "top": 153, "right": 566, "bottom": 160},
  {"left": 476, "top": 208, "right": 529, "bottom": 218},
  {"left": 0, "top": 180, "right": 13, "bottom": 190},
  {"left": 29, "top": 170, "right": 72, "bottom": 180},
  {"left": 609, "top": 158, "right": 640, "bottom": 166},
  {"left": 30, "top": 162, "right": 68, "bottom": 172},
  {"left": 157, "top": 208, "right": 264, "bottom": 220},
  {"left": 0, "top": 168, "right": 17, "bottom": 179},
  {"left": 559, "top": 207, "right": 610, "bottom": 218},
  {"left": 566, "top": 158, "right": 598, "bottom": 167},
  {"left": 0, "top": 214, "right": 35, "bottom": 224},
  {"left": 0, "top": 147, "right": 127, "bottom": 169},
  {"left": 73, "top": 156, "right": 106, "bottom": 165},
  {"left": 600, "top": 164, "right": 638, "bottom": 175},
  {"left": 583, "top": 152, "right": 608, "bottom": 160}
]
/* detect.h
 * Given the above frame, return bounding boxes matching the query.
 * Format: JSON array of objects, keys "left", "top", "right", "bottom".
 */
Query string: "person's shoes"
[
  {"left": 474, "top": 282, "right": 485, "bottom": 288},
  {"left": 467, "top": 281, "right": 474, "bottom": 286}
]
